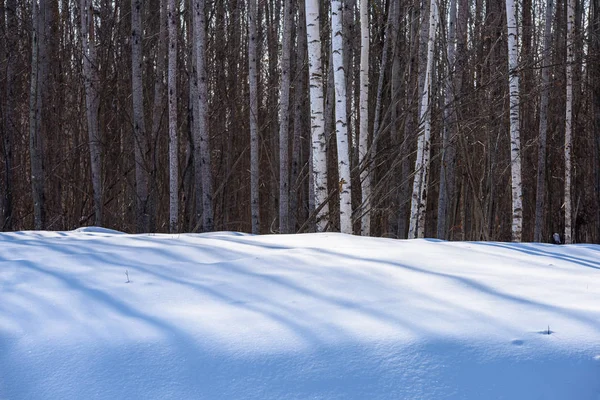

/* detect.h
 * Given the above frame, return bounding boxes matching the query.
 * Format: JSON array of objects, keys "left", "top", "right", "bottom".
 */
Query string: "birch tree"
[
  {"left": 564, "top": 0, "right": 575, "bottom": 243},
  {"left": 167, "top": 0, "right": 178, "bottom": 232},
  {"left": 81, "top": 0, "right": 102, "bottom": 226},
  {"left": 408, "top": 0, "right": 438, "bottom": 239},
  {"left": 331, "top": 0, "right": 353, "bottom": 234},
  {"left": 248, "top": 0, "right": 260, "bottom": 234},
  {"left": 132, "top": 0, "right": 150, "bottom": 232},
  {"left": 278, "top": 0, "right": 293, "bottom": 234},
  {"left": 534, "top": 0, "right": 554, "bottom": 242},
  {"left": 305, "top": 0, "right": 329, "bottom": 231},
  {"left": 358, "top": 0, "right": 370, "bottom": 236},
  {"left": 193, "top": 0, "right": 214, "bottom": 232},
  {"left": 505, "top": 0, "right": 523, "bottom": 242}
]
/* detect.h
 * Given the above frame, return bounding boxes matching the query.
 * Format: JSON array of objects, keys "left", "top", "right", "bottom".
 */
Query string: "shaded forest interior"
[{"left": 0, "top": 0, "right": 599, "bottom": 242}]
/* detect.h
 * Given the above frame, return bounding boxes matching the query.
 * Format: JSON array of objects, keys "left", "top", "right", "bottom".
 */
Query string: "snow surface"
[{"left": 1, "top": 230, "right": 599, "bottom": 399}]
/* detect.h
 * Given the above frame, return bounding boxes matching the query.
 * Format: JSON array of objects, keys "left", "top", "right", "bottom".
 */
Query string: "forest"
[{"left": 0, "top": 0, "right": 599, "bottom": 243}]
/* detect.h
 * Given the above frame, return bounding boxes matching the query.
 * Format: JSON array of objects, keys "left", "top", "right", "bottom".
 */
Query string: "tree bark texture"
[
  {"left": 505, "top": 0, "right": 524, "bottom": 242},
  {"left": 305, "top": 0, "right": 329, "bottom": 232},
  {"left": 331, "top": 0, "right": 353, "bottom": 234}
]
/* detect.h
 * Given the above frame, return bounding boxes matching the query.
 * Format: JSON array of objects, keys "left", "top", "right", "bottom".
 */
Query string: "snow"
[{"left": 1, "top": 231, "right": 599, "bottom": 399}]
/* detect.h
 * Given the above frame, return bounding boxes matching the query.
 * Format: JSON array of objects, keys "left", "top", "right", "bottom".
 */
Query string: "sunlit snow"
[{"left": 1, "top": 230, "right": 599, "bottom": 399}]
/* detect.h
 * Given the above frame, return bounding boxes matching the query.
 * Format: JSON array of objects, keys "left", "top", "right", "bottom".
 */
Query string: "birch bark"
[
  {"left": 305, "top": 0, "right": 329, "bottom": 231},
  {"left": 358, "top": 0, "right": 370, "bottom": 235},
  {"left": 408, "top": 0, "right": 438, "bottom": 239},
  {"left": 332, "top": 0, "right": 353, "bottom": 234},
  {"left": 505, "top": 0, "right": 524, "bottom": 242},
  {"left": 564, "top": 0, "right": 575, "bottom": 243}
]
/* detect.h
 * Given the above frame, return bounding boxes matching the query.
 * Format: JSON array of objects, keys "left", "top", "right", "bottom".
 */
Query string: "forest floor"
[{"left": 1, "top": 229, "right": 599, "bottom": 399}]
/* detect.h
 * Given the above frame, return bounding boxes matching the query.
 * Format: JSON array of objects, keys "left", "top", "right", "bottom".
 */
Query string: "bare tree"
[
  {"left": 2, "top": 0, "right": 17, "bottom": 230},
  {"left": 168, "top": 0, "right": 179, "bottom": 232},
  {"left": 278, "top": 0, "right": 293, "bottom": 233},
  {"left": 564, "top": 0, "right": 575, "bottom": 244},
  {"left": 193, "top": 0, "right": 214, "bottom": 231},
  {"left": 81, "top": 0, "right": 102, "bottom": 226},
  {"left": 29, "top": 0, "right": 46, "bottom": 230},
  {"left": 290, "top": 0, "right": 309, "bottom": 233},
  {"left": 505, "top": 0, "right": 523, "bottom": 242},
  {"left": 358, "top": 0, "right": 370, "bottom": 235},
  {"left": 248, "top": 0, "right": 260, "bottom": 234},
  {"left": 408, "top": 0, "right": 438, "bottom": 239},
  {"left": 305, "top": 0, "right": 329, "bottom": 231},
  {"left": 437, "top": 0, "right": 458, "bottom": 239},
  {"left": 331, "top": 0, "right": 353, "bottom": 234},
  {"left": 132, "top": 0, "right": 150, "bottom": 232},
  {"left": 534, "top": 0, "right": 555, "bottom": 242}
]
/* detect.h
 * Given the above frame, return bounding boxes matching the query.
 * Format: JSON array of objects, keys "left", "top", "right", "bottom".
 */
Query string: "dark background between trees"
[{"left": 0, "top": 0, "right": 599, "bottom": 242}]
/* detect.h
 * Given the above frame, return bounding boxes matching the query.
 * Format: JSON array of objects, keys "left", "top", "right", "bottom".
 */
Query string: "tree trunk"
[
  {"left": 305, "top": 0, "right": 329, "bottom": 231},
  {"left": 437, "top": 0, "right": 458, "bottom": 239},
  {"left": 2, "top": 0, "right": 17, "bottom": 230},
  {"left": 592, "top": 0, "right": 600, "bottom": 242},
  {"left": 278, "top": 0, "right": 293, "bottom": 233},
  {"left": 505, "top": 0, "right": 524, "bottom": 242},
  {"left": 408, "top": 0, "right": 437, "bottom": 239},
  {"left": 358, "top": 0, "right": 370, "bottom": 235},
  {"left": 290, "top": 0, "right": 308, "bottom": 233},
  {"left": 29, "top": 0, "right": 46, "bottom": 230},
  {"left": 193, "top": 0, "right": 214, "bottom": 232},
  {"left": 148, "top": 0, "right": 167, "bottom": 233},
  {"left": 81, "top": 0, "right": 103, "bottom": 227},
  {"left": 132, "top": 0, "right": 150, "bottom": 232},
  {"left": 248, "top": 0, "right": 260, "bottom": 234},
  {"left": 534, "top": 0, "right": 554, "bottom": 242},
  {"left": 167, "top": 0, "right": 179, "bottom": 232},
  {"left": 564, "top": 0, "right": 575, "bottom": 243},
  {"left": 331, "top": 0, "right": 353, "bottom": 234}
]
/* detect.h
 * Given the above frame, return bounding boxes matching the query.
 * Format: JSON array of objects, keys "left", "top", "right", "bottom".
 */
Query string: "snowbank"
[{"left": 1, "top": 231, "right": 599, "bottom": 399}]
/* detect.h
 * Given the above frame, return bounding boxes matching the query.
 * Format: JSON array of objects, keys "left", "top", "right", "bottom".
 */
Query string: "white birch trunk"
[
  {"left": 132, "top": 0, "right": 149, "bottom": 232},
  {"left": 564, "top": 0, "right": 575, "bottom": 244},
  {"left": 505, "top": 0, "right": 523, "bottom": 242},
  {"left": 193, "top": 0, "right": 214, "bottom": 232},
  {"left": 167, "top": 0, "right": 178, "bottom": 232},
  {"left": 534, "top": 0, "right": 554, "bottom": 242},
  {"left": 408, "top": 0, "right": 438, "bottom": 239},
  {"left": 305, "top": 0, "right": 329, "bottom": 232},
  {"left": 331, "top": 0, "right": 353, "bottom": 234},
  {"left": 358, "top": 0, "right": 371, "bottom": 236},
  {"left": 278, "top": 0, "right": 293, "bottom": 234},
  {"left": 81, "top": 0, "right": 102, "bottom": 226}
]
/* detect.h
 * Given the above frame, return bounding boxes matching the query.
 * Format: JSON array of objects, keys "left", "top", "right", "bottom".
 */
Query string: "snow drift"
[{"left": 1, "top": 230, "right": 599, "bottom": 399}]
